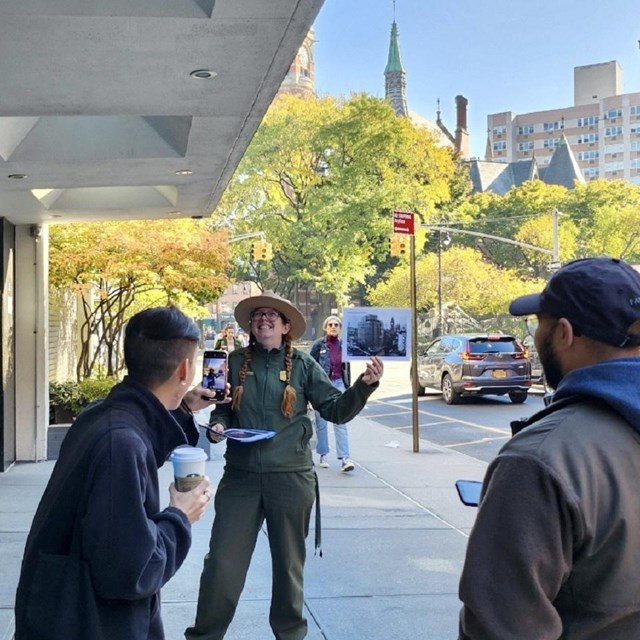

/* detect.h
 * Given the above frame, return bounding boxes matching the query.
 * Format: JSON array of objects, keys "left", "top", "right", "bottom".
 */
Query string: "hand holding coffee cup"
[
  {"left": 169, "top": 475, "right": 212, "bottom": 524},
  {"left": 170, "top": 446, "right": 208, "bottom": 492}
]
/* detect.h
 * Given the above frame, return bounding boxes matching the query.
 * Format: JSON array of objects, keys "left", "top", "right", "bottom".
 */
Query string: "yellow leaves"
[
  {"left": 49, "top": 219, "right": 232, "bottom": 305},
  {"left": 368, "top": 246, "right": 543, "bottom": 317}
]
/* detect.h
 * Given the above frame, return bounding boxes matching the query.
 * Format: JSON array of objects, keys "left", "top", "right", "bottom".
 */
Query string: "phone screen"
[
  {"left": 202, "top": 351, "right": 228, "bottom": 400},
  {"left": 455, "top": 480, "right": 483, "bottom": 507}
]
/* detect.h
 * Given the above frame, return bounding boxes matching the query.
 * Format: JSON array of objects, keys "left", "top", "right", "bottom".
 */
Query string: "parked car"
[{"left": 415, "top": 334, "right": 532, "bottom": 404}]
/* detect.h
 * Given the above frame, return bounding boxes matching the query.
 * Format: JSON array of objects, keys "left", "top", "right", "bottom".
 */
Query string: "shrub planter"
[{"left": 47, "top": 424, "right": 72, "bottom": 460}]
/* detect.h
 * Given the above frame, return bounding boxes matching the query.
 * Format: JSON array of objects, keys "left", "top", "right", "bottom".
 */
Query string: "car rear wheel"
[
  {"left": 509, "top": 391, "right": 528, "bottom": 404},
  {"left": 441, "top": 374, "right": 460, "bottom": 405}
]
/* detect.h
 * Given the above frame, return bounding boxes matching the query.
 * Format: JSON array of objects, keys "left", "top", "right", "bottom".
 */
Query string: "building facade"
[{"left": 487, "top": 61, "right": 640, "bottom": 185}]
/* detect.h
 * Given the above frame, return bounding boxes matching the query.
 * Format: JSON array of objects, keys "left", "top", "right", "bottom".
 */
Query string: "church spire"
[{"left": 384, "top": 4, "right": 408, "bottom": 117}]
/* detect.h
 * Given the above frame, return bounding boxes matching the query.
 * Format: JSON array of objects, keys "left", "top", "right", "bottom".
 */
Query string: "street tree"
[
  {"left": 214, "top": 93, "right": 459, "bottom": 320},
  {"left": 367, "top": 245, "right": 542, "bottom": 318},
  {"left": 565, "top": 180, "right": 640, "bottom": 261},
  {"left": 49, "top": 219, "right": 231, "bottom": 380}
]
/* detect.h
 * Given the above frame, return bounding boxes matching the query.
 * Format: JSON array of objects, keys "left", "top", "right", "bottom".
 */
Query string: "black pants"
[{"left": 185, "top": 467, "right": 316, "bottom": 640}]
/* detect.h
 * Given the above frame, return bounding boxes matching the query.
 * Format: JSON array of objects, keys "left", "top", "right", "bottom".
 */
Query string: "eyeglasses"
[
  {"left": 250, "top": 310, "right": 282, "bottom": 322},
  {"left": 326, "top": 323, "right": 341, "bottom": 328},
  {"left": 524, "top": 315, "right": 539, "bottom": 338}
]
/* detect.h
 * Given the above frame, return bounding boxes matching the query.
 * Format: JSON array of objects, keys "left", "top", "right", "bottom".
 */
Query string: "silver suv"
[{"left": 416, "top": 334, "right": 532, "bottom": 404}]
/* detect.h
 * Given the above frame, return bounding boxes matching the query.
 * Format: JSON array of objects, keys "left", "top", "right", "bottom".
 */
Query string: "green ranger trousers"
[{"left": 185, "top": 467, "right": 317, "bottom": 640}]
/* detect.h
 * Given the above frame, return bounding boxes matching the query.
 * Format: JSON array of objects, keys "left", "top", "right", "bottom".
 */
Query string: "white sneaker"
[
  {"left": 340, "top": 458, "right": 355, "bottom": 473},
  {"left": 319, "top": 455, "right": 330, "bottom": 468}
]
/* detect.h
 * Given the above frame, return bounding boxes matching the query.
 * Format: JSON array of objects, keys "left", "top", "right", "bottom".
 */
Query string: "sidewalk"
[{"left": 0, "top": 410, "right": 485, "bottom": 639}]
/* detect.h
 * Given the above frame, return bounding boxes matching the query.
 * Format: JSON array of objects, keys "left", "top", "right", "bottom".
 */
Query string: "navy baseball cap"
[{"left": 509, "top": 257, "right": 640, "bottom": 348}]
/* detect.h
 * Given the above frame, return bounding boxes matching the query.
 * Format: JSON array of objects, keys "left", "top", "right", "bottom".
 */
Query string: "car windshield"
[{"left": 468, "top": 338, "right": 521, "bottom": 354}]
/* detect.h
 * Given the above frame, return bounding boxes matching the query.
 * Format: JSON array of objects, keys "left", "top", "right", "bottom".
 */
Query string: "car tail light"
[
  {"left": 462, "top": 344, "right": 485, "bottom": 361},
  {"left": 512, "top": 340, "right": 528, "bottom": 359}
]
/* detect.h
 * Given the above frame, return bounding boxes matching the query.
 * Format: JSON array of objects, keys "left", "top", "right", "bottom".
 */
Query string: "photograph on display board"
[{"left": 341, "top": 307, "right": 411, "bottom": 361}]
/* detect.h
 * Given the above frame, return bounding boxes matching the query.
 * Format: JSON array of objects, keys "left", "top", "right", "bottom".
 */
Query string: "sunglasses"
[{"left": 326, "top": 322, "right": 341, "bottom": 328}]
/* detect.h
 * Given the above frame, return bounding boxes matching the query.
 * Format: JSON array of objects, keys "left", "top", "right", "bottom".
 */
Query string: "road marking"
[
  {"left": 369, "top": 397, "right": 511, "bottom": 435},
  {"left": 447, "top": 436, "right": 510, "bottom": 448}
]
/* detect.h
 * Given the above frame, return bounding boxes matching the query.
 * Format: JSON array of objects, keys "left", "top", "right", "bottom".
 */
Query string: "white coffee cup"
[{"left": 170, "top": 446, "right": 207, "bottom": 492}]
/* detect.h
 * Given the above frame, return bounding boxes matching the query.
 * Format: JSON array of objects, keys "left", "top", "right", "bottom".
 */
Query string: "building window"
[
  {"left": 543, "top": 138, "right": 560, "bottom": 149},
  {"left": 518, "top": 141, "right": 534, "bottom": 151},
  {"left": 577, "top": 132, "right": 598, "bottom": 144},
  {"left": 492, "top": 125, "right": 507, "bottom": 136},
  {"left": 577, "top": 115, "right": 599, "bottom": 127},
  {"left": 604, "top": 108, "right": 623, "bottom": 120},
  {"left": 631, "top": 159, "right": 640, "bottom": 169},
  {"left": 605, "top": 161, "right": 624, "bottom": 172},
  {"left": 577, "top": 150, "right": 599, "bottom": 161},
  {"left": 583, "top": 167, "right": 600, "bottom": 178},
  {"left": 517, "top": 124, "right": 534, "bottom": 135},
  {"left": 604, "top": 126, "right": 623, "bottom": 137},
  {"left": 493, "top": 140, "right": 507, "bottom": 151},
  {"left": 543, "top": 121, "right": 561, "bottom": 132},
  {"left": 630, "top": 106, "right": 640, "bottom": 116}
]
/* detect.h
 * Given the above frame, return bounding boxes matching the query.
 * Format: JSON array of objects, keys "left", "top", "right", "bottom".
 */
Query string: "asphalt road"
[{"left": 352, "top": 360, "right": 546, "bottom": 464}]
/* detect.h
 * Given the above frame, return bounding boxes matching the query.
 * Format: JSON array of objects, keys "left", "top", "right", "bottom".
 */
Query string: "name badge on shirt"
[{"left": 279, "top": 370, "right": 287, "bottom": 382}]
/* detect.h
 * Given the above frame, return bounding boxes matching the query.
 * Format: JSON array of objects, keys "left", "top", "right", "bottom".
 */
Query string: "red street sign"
[{"left": 393, "top": 210, "right": 415, "bottom": 235}]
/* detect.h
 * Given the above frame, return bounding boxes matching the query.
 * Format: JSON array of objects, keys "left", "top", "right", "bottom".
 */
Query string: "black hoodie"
[{"left": 15, "top": 377, "right": 199, "bottom": 640}]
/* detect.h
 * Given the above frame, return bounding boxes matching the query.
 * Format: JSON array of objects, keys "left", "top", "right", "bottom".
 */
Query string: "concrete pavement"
[{"left": 0, "top": 372, "right": 486, "bottom": 639}]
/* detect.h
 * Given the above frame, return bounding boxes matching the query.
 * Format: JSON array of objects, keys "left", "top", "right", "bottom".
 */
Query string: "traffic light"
[
  {"left": 388, "top": 235, "right": 407, "bottom": 257},
  {"left": 250, "top": 240, "right": 273, "bottom": 261}
]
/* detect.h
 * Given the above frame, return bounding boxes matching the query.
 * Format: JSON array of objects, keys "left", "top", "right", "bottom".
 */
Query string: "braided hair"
[{"left": 232, "top": 331, "right": 297, "bottom": 418}]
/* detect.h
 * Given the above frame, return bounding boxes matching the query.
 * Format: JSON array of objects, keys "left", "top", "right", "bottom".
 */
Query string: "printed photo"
[{"left": 342, "top": 307, "right": 411, "bottom": 361}]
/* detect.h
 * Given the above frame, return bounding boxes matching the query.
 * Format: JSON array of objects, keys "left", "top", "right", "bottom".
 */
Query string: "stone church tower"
[
  {"left": 384, "top": 21, "right": 408, "bottom": 117},
  {"left": 279, "top": 29, "right": 315, "bottom": 98}
]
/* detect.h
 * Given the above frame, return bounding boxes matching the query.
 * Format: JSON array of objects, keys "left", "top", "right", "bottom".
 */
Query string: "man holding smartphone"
[
  {"left": 458, "top": 258, "right": 640, "bottom": 639},
  {"left": 15, "top": 307, "right": 215, "bottom": 640}
]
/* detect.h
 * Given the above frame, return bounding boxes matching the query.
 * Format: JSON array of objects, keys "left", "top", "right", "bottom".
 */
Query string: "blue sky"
[{"left": 313, "top": 0, "right": 640, "bottom": 158}]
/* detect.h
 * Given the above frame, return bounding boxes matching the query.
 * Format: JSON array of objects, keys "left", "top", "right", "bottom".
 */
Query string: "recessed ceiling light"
[
  {"left": 175, "top": 169, "right": 193, "bottom": 176},
  {"left": 8, "top": 173, "right": 27, "bottom": 179},
  {"left": 190, "top": 69, "right": 217, "bottom": 80}
]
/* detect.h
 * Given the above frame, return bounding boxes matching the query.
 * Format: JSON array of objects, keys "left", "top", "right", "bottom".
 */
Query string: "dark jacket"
[
  {"left": 15, "top": 377, "right": 199, "bottom": 640},
  {"left": 213, "top": 336, "right": 244, "bottom": 352},
  {"left": 459, "top": 359, "right": 640, "bottom": 639},
  {"left": 309, "top": 335, "right": 351, "bottom": 387},
  {"left": 210, "top": 343, "right": 376, "bottom": 472}
]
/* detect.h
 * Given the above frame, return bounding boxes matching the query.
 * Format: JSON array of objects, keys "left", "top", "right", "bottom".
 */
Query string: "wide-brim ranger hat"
[
  {"left": 234, "top": 290, "right": 307, "bottom": 340},
  {"left": 509, "top": 257, "right": 640, "bottom": 348}
]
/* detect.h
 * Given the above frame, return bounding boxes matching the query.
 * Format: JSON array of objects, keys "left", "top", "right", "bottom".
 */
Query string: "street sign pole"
[
  {"left": 393, "top": 210, "right": 420, "bottom": 453},
  {"left": 409, "top": 233, "right": 420, "bottom": 452}
]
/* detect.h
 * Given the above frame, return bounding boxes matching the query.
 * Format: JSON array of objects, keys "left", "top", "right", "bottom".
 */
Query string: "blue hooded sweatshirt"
[{"left": 552, "top": 358, "right": 640, "bottom": 434}]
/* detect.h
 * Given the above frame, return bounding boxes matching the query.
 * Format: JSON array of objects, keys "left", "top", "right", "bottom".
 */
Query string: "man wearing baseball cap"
[{"left": 459, "top": 257, "right": 640, "bottom": 639}]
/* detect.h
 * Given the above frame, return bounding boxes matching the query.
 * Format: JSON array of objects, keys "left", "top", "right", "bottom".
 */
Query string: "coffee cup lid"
[{"left": 170, "top": 446, "right": 208, "bottom": 463}]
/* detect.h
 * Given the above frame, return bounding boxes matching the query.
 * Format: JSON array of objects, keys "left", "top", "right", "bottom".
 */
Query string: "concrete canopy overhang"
[{"left": 0, "top": 0, "right": 324, "bottom": 224}]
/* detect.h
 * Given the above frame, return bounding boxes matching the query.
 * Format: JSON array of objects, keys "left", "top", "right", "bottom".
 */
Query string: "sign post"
[{"left": 393, "top": 211, "right": 420, "bottom": 452}]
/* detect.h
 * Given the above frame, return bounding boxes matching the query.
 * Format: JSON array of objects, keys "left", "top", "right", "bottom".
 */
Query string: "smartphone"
[
  {"left": 202, "top": 350, "right": 228, "bottom": 401},
  {"left": 455, "top": 480, "right": 483, "bottom": 507}
]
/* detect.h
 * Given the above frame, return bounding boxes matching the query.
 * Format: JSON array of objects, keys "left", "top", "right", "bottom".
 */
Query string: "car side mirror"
[{"left": 455, "top": 480, "right": 482, "bottom": 507}]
